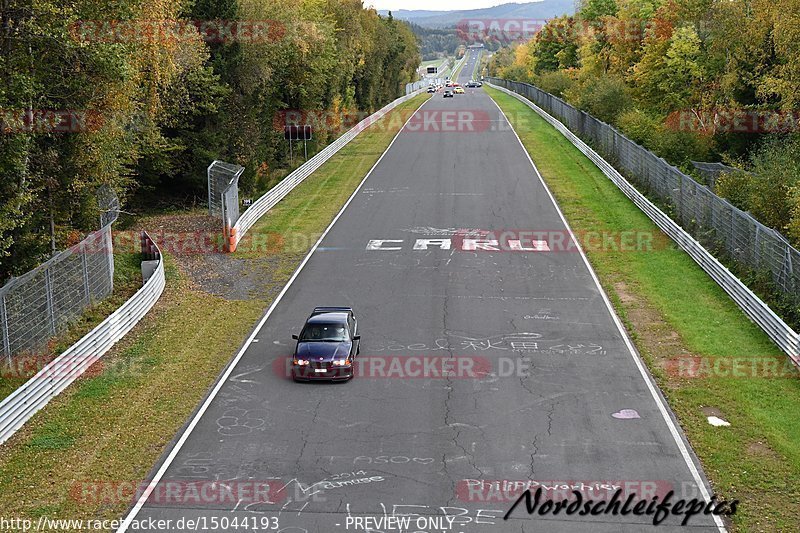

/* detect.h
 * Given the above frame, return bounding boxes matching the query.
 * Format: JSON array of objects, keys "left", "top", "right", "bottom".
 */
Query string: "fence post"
[
  {"left": 105, "top": 226, "right": 114, "bottom": 291},
  {"left": 81, "top": 240, "right": 91, "bottom": 305},
  {"left": 783, "top": 246, "right": 794, "bottom": 293},
  {"left": 0, "top": 294, "right": 10, "bottom": 365},
  {"left": 208, "top": 163, "right": 213, "bottom": 216},
  {"left": 44, "top": 266, "right": 56, "bottom": 335}
]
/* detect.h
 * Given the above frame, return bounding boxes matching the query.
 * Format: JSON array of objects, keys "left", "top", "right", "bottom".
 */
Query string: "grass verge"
[
  {"left": 420, "top": 58, "right": 445, "bottom": 68},
  {"left": 452, "top": 55, "right": 467, "bottom": 80},
  {"left": 487, "top": 86, "right": 800, "bottom": 532},
  {"left": 0, "top": 93, "right": 428, "bottom": 526}
]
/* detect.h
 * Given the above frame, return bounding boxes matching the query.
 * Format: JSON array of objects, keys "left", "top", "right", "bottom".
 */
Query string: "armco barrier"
[
  {"left": 488, "top": 80, "right": 800, "bottom": 368},
  {"left": 0, "top": 231, "right": 166, "bottom": 445},
  {"left": 232, "top": 89, "right": 427, "bottom": 249}
]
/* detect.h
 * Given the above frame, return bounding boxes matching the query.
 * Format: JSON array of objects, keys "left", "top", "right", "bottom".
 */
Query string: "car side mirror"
[
  {"left": 352, "top": 335, "right": 361, "bottom": 341},
  {"left": 291, "top": 334, "right": 298, "bottom": 340}
]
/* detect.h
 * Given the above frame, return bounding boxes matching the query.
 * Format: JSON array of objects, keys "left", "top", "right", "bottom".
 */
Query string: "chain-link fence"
[
  {"left": 207, "top": 160, "right": 244, "bottom": 218},
  {"left": 489, "top": 78, "right": 800, "bottom": 303},
  {"left": 691, "top": 161, "right": 750, "bottom": 189},
  {"left": 0, "top": 189, "right": 120, "bottom": 365},
  {"left": 207, "top": 160, "right": 244, "bottom": 251},
  {"left": 222, "top": 173, "right": 240, "bottom": 234}
]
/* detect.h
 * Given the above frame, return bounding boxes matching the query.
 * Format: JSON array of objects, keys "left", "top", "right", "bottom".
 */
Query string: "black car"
[
  {"left": 291, "top": 307, "right": 360, "bottom": 381},
  {"left": 443, "top": 89, "right": 454, "bottom": 98}
]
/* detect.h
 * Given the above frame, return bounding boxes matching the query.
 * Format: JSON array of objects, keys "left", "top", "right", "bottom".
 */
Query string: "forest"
[
  {"left": 0, "top": 0, "right": 419, "bottom": 281},
  {"left": 411, "top": 22, "right": 504, "bottom": 61},
  {"left": 489, "top": 0, "right": 800, "bottom": 245}
]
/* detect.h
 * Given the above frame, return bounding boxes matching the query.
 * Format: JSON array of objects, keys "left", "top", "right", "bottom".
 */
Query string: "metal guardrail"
[
  {"left": 449, "top": 54, "right": 468, "bottom": 81},
  {"left": 233, "top": 89, "right": 427, "bottom": 248},
  {"left": 405, "top": 79, "right": 428, "bottom": 95},
  {"left": 0, "top": 231, "right": 167, "bottom": 445},
  {"left": 488, "top": 80, "right": 800, "bottom": 368}
]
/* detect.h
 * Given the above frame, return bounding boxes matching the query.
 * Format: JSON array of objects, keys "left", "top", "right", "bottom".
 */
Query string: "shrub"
[
  {"left": 715, "top": 170, "right": 754, "bottom": 212},
  {"left": 566, "top": 75, "right": 632, "bottom": 124},
  {"left": 617, "top": 109, "right": 660, "bottom": 147},
  {"left": 534, "top": 70, "right": 574, "bottom": 98},
  {"left": 745, "top": 136, "right": 800, "bottom": 234}
]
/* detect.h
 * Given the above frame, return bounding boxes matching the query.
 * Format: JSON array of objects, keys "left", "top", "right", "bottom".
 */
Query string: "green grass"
[
  {"left": 487, "top": 86, "right": 800, "bottom": 532},
  {"left": 0, "top": 93, "right": 428, "bottom": 526},
  {"left": 452, "top": 55, "right": 467, "bottom": 80},
  {"left": 420, "top": 58, "right": 445, "bottom": 68}
]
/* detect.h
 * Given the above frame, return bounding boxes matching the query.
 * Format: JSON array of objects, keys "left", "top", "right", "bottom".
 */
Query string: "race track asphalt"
[{"left": 121, "top": 48, "right": 722, "bottom": 533}]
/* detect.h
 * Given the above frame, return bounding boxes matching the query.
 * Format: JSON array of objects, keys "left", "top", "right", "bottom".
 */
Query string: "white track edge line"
[
  {"left": 487, "top": 90, "right": 727, "bottom": 533},
  {"left": 117, "top": 94, "right": 431, "bottom": 532}
]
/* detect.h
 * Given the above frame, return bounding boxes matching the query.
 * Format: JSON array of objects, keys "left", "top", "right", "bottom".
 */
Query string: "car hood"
[{"left": 296, "top": 341, "right": 351, "bottom": 362}]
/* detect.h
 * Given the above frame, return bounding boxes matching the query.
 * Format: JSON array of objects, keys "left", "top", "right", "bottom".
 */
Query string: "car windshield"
[{"left": 300, "top": 323, "right": 349, "bottom": 341}]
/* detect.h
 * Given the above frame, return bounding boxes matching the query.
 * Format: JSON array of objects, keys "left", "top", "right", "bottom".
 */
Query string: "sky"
[{"left": 368, "top": 0, "right": 518, "bottom": 11}]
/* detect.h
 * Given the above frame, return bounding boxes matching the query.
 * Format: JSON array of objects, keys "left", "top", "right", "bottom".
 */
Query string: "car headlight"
[
  {"left": 294, "top": 359, "right": 309, "bottom": 366},
  {"left": 332, "top": 359, "right": 349, "bottom": 366}
]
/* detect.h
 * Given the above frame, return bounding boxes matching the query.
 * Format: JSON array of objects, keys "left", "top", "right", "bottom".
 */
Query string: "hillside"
[{"left": 380, "top": 1, "right": 576, "bottom": 28}]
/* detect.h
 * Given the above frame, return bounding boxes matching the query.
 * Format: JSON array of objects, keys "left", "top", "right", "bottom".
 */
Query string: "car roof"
[{"left": 306, "top": 312, "right": 349, "bottom": 324}]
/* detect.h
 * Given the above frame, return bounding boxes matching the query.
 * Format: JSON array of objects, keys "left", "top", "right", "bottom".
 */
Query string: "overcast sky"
[{"left": 368, "top": 0, "right": 515, "bottom": 11}]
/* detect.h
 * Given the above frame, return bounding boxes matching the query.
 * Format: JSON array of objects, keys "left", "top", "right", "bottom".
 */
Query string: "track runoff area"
[{"left": 118, "top": 49, "right": 727, "bottom": 533}]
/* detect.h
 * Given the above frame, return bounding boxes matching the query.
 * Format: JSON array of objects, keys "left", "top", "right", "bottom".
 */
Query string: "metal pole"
[
  {"left": 0, "top": 294, "right": 10, "bottom": 365},
  {"left": 207, "top": 163, "right": 213, "bottom": 216},
  {"left": 785, "top": 246, "right": 794, "bottom": 292},
  {"left": 105, "top": 226, "right": 114, "bottom": 293},
  {"left": 44, "top": 266, "right": 56, "bottom": 335},
  {"left": 81, "top": 240, "right": 90, "bottom": 305}
]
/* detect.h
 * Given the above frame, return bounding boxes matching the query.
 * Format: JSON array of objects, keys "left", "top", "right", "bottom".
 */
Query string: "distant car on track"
[
  {"left": 454, "top": 87, "right": 465, "bottom": 94},
  {"left": 427, "top": 86, "right": 436, "bottom": 93},
  {"left": 443, "top": 89, "right": 454, "bottom": 98},
  {"left": 291, "top": 307, "right": 360, "bottom": 382}
]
